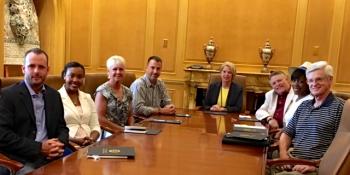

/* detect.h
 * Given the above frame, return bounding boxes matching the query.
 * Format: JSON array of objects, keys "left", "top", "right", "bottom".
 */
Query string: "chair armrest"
[
  {"left": 267, "top": 158, "right": 321, "bottom": 167},
  {"left": 0, "top": 153, "right": 23, "bottom": 173}
]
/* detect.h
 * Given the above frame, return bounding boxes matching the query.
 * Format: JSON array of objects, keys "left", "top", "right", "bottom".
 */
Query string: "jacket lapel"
[
  {"left": 283, "top": 88, "right": 295, "bottom": 114},
  {"left": 214, "top": 82, "right": 221, "bottom": 102},
  {"left": 60, "top": 87, "right": 80, "bottom": 118},
  {"left": 18, "top": 82, "right": 36, "bottom": 123},
  {"left": 78, "top": 92, "right": 90, "bottom": 118},
  {"left": 225, "top": 82, "right": 235, "bottom": 106}
]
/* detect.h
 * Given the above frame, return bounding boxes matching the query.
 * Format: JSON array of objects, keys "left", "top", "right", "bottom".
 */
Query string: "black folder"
[{"left": 87, "top": 146, "right": 135, "bottom": 159}]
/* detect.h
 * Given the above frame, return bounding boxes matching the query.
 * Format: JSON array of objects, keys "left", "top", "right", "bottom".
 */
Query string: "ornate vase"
[
  {"left": 203, "top": 37, "right": 217, "bottom": 67},
  {"left": 259, "top": 40, "right": 274, "bottom": 73}
]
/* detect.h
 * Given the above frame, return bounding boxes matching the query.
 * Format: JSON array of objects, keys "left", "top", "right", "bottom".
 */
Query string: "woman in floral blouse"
[{"left": 95, "top": 55, "right": 133, "bottom": 137}]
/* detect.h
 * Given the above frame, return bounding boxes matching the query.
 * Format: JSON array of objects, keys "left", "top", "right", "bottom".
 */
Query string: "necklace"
[
  {"left": 72, "top": 100, "right": 80, "bottom": 106},
  {"left": 69, "top": 96, "right": 80, "bottom": 106}
]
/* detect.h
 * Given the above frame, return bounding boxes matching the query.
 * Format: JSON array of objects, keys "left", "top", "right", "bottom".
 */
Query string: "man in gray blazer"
[{"left": 0, "top": 48, "right": 69, "bottom": 175}]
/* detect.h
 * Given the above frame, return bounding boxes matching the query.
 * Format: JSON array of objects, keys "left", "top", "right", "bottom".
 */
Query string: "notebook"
[
  {"left": 225, "top": 131, "right": 268, "bottom": 140},
  {"left": 233, "top": 124, "right": 267, "bottom": 133},
  {"left": 222, "top": 124, "right": 269, "bottom": 147},
  {"left": 238, "top": 115, "right": 260, "bottom": 122},
  {"left": 87, "top": 146, "right": 135, "bottom": 159},
  {"left": 124, "top": 126, "right": 161, "bottom": 135},
  {"left": 203, "top": 111, "right": 229, "bottom": 115},
  {"left": 222, "top": 133, "right": 270, "bottom": 147},
  {"left": 175, "top": 113, "right": 192, "bottom": 117},
  {"left": 149, "top": 118, "right": 182, "bottom": 124}
]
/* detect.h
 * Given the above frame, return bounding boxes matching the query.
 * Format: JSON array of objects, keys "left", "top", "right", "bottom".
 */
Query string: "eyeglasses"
[{"left": 307, "top": 77, "right": 328, "bottom": 84}]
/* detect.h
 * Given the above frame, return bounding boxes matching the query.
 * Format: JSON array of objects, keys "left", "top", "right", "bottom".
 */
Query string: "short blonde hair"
[
  {"left": 106, "top": 55, "right": 126, "bottom": 70},
  {"left": 219, "top": 61, "right": 236, "bottom": 77},
  {"left": 306, "top": 61, "right": 333, "bottom": 77}
]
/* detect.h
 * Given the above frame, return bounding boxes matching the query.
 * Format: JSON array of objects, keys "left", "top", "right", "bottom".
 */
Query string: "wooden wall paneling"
[
  {"left": 93, "top": 0, "right": 147, "bottom": 71},
  {"left": 153, "top": 0, "right": 179, "bottom": 73},
  {"left": 163, "top": 82, "right": 185, "bottom": 108},
  {"left": 167, "top": 88, "right": 177, "bottom": 107},
  {"left": 6, "top": 0, "right": 350, "bottom": 100},
  {"left": 174, "top": 0, "right": 189, "bottom": 80},
  {"left": 291, "top": 0, "right": 308, "bottom": 67},
  {"left": 327, "top": 0, "right": 346, "bottom": 93},
  {"left": 51, "top": 0, "right": 66, "bottom": 75},
  {"left": 35, "top": 0, "right": 53, "bottom": 69},
  {"left": 66, "top": 0, "right": 93, "bottom": 68},
  {"left": 302, "top": 0, "right": 334, "bottom": 62},
  {"left": 34, "top": 0, "right": 66, "bottom": 75},
  {"left": 0, "top": 0, "right": 4, "bottom": 76},
  {"left": 142, "top": 0, "right": 155, "bottom": 75},
  {"left": 185, "top": 0, "right": 298, "bottom": 67},
  {"left": 336, "top": 0, "right": 350, "bottom": 86}
]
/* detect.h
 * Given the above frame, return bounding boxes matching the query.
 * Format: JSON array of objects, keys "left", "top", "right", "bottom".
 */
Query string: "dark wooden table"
[{"left": 29, "top": 109, "right": 267, "bottom": 175}]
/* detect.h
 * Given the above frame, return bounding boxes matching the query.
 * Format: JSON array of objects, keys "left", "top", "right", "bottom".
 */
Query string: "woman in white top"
[
  {"left": 58, "top": 62, "right": 101, "bottom": 147},
  {"left": 284, "top": 63, "right": 313, "bottom": 126}
]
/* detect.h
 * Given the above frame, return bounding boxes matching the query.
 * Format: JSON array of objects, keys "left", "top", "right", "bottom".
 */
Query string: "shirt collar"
[
  {"left": 274, "top": 87, "right": 291, "bottom": 97},
  {"left": 142, "top": 74, "right": 159, "bottom": 88},
  {"left": 312, "top": 92, "right": 335, "bottom": 108},
  {"left": 24, "top": 79, "right": 46, "bottom": 96}
]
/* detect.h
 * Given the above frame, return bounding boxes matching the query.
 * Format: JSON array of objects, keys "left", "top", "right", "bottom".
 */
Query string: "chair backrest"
[
  {"left": 122, "top": 72, "right": 137, "bottom": 88},
  {"left": 319, "top": 99, "right": 350, "bottom": 175},
  {"left": 0, "top": 75, "right": 65, "bottom": 90},
  {"left": 82, "top": 72, "right": 136, "bottom": 98},
  {"left": 208, "top": 73, "right": 247, "bottom": 112},
  {"left": 334, "top": 91, "right": 350, "bottom": 100},
  {"left": 0, "top": 77, "right": 23, "bottom": 89},
  {"left": 45, "top": 75, "right": 65, "bottom": 90},
  {"left": 0, "top": 72, "right": 136, "bottom": 98}
]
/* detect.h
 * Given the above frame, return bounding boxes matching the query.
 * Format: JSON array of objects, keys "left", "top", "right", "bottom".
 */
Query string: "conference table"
[{"left": 29, "top": 109, "right": 267, "bottom": 175}]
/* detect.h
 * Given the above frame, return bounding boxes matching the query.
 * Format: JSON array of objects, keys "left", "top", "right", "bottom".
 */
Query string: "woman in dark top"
[{"left": 204, "top": 62, "right": 243, "bottom": 113}]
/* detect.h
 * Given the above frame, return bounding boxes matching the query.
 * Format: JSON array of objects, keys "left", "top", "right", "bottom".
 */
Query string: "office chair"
[{"left": 0, "top": 154, "right": 23, "bottom": 175}]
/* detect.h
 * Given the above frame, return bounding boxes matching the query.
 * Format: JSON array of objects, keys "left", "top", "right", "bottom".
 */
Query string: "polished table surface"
[{"left": 29, "top": 109, "right": 267, "bottom": 175}]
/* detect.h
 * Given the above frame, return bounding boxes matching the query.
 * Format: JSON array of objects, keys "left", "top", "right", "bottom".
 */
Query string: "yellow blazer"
[{"left": 58, "top": 86, "right": 101, "bottom": 138}]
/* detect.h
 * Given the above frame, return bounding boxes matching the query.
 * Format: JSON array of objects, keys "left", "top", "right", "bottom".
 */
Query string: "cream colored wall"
[{"left": 3, "top": 0, "right": 350, "bottom": 107}]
